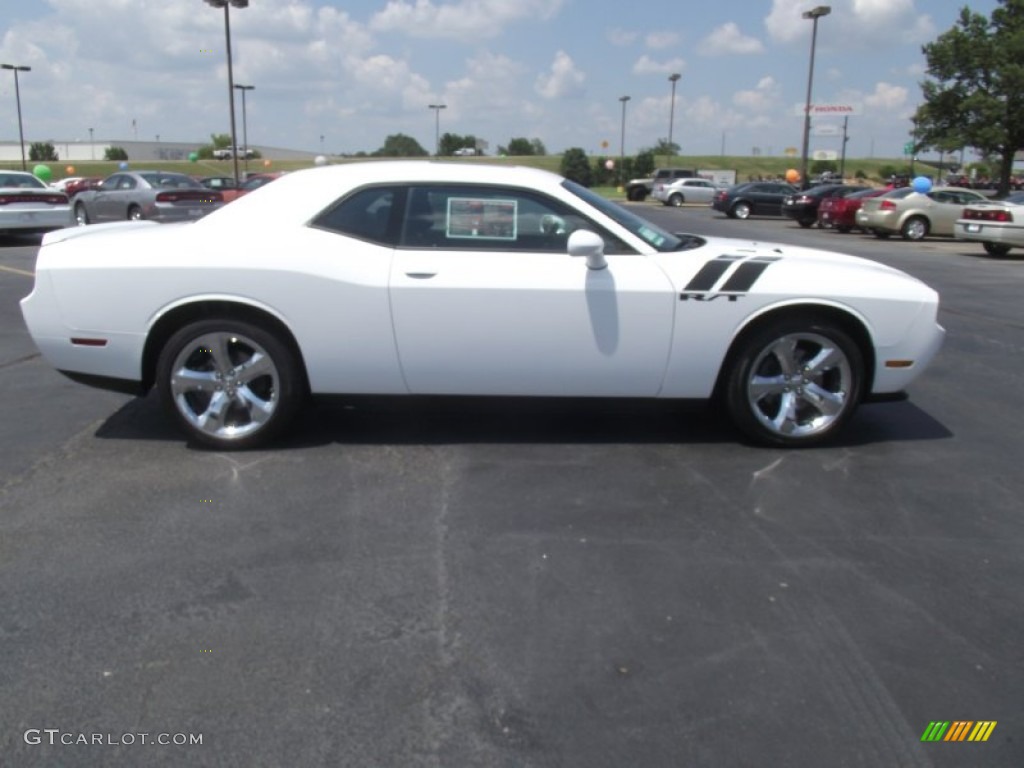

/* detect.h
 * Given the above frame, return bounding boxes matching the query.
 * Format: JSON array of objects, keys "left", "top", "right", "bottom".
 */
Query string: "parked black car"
[
  {"left": 711, "top": 182, "right": 797, "bottom": 219},
  {"left": 782, "top": 184, "right": 870, "bottom": 228}
]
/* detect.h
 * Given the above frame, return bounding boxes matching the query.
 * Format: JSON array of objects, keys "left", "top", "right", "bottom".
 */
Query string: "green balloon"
[
  {"left": 33, "top": 164, "right": 53, "bottom": 182},
  {"left": 188, "top": 152, "right": 199, "bottom": 162}
]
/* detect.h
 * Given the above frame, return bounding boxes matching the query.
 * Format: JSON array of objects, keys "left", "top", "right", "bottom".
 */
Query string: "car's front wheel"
[
  {"left": 797, "top": 218, "right": 814, "bottom": 228},
  {"left": 74, "top": 203, "right": 89, "bottom": 226},
  {"left": 668, "top": 193, "right": 685, "bottom": 207},
  {"left": 724, "top": 317, "right": 864, "bottom": 447},
  {"left": 983, "top": 241, "right": 1011, "bottom": 257},
  {"left": 731, "top": 201, "right": 751, "bottom": 220},
  {"left": 156, "top": 319, "right": 303, "bottom": 449},
  {"left": 128, "top": 205, "right": 143, "bottom": 221}
]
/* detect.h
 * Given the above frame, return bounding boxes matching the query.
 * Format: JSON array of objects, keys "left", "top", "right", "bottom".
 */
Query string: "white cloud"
[
  {"left": 535, "top": 50, "right": 585, "bottom": 100},
  {"left": 645, "top": 31, "right": 679, "bottom": 50},
  {"left": 733, "top": 76, "right": 780, "bottom": 112},
  {"left": 370, "top": 0, "right": 565, "bottom": 41},
  {"left": 698, "top": 22, "right": 764, "bottom": 56},
  {"left": 607, "top": 27, "right": 639, "bottom": 46},
  {"left": 764, "top": 0, "right": 935, "bottom": 48},
  {"left": 864, "top": 81, "right": 908, "bottom": 111},
  {"left": 632, "top": 55, "right": 686, "bottom": 76}
]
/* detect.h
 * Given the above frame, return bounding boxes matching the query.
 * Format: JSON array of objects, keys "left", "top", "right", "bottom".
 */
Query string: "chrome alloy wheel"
[
  {"left": 168, "top": 331, "right": 280, "bottom": 442},
  {"left": 745, "top": 332, "right": 853, "bottom": 439}
]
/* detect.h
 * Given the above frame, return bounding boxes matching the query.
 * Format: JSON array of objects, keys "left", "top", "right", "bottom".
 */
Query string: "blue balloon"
[
  {"left": 912, "top": 175, "right": 932, "bottom": 193},
  {"left": 119, "top": 161, "right": 129, "bottom": 170}
]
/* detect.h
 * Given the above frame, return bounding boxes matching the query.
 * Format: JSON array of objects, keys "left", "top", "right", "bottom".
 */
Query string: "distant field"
[{"left": 1, "top": 153, "right": 914, "bottom": 188}]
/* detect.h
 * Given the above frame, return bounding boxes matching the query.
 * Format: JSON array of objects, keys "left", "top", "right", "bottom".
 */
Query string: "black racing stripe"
[
  {"left": 719, "top": 257, "right": 780, "bottom": 292},
  {"left": 683, "top": 255, "right": 743, "bottom": 291}
]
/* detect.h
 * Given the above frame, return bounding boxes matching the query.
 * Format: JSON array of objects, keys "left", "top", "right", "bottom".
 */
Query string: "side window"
[
  {"left": 311, "top": 185, "right": 401, "bottom": 246},
  {"left": 118, "top": 176, "right": 137, "bottom": 190},
  {"left": 101, "top": 175, "right": 122, "bottom": 190},
  {"left": 399, "top": 185, "right": 633, "bottom": 254}
]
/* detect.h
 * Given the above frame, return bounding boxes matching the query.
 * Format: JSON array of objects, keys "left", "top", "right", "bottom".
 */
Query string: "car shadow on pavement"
[{"left": 93, "top": 392, "right": 952, "bottom": 450}]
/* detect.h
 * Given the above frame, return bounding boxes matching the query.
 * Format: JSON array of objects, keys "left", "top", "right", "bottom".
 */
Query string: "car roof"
[{"left": 202, "top": 161, "right": 567, "bottom": 228}]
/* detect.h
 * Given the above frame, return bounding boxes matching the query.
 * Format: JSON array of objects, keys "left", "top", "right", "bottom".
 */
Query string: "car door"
[
  {"left": 88, "top": 175, "right": 122, "bottom": 221},
  {"left": 94, "top": 174, "right": 136, "bottom": 221},
  {"left": 389, "top": 183, "right": 675, "bottom": 396},
  {"left": 751, "top": 184, "right": 784, "bottom": 215},
  {"left": 934, "top": 189, "right": 985, "bottom": 235}
]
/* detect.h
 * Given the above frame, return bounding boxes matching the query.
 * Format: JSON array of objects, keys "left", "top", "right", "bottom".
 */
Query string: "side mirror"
[{"left": 568, "top": 229, "right": 607, "bottom": 271}]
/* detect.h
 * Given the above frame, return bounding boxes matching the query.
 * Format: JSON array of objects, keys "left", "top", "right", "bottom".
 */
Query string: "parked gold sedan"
[{"left": 856, "top": 186, "right": 987, "bottom": 240}]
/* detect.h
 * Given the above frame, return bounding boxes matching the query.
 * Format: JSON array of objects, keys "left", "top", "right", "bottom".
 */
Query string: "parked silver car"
[
  {"left": 652, "top": 177, "right": 720, "bottom": 207},
  {"left": 954, "top": 191, "right": 1024, "bottom": 257},
  {"left": 73, "top": 171, "right": 224, "bottom": 225},
  {"left": 0, "top": 171, "right": 73, "bottom": 235},
  {"left": 856, "top": 186, "right": 987, "bottom": 240}
]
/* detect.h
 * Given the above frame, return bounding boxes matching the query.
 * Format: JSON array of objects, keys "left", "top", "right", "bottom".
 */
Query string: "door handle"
[{"left": 404, "top": 271, "right": 437, "bottom": 279}]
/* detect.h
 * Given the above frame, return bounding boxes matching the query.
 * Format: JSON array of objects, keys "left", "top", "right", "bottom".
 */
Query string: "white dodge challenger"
[{"left": 20, "top": 162, "right": 944, "bottom": 449}]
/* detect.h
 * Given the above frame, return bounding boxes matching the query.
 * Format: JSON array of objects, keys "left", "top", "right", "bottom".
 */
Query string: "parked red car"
[
  {"left": 817, "top": 187, "right": 886, "bottom": 233},
  {"left": 63, "top": 177, "right": 103, "bottom": 198}
]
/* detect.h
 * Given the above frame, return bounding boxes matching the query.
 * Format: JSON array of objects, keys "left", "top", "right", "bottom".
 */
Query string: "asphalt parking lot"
[{"left": 1, "top": 209, "right": 1022, "bottom": 767}]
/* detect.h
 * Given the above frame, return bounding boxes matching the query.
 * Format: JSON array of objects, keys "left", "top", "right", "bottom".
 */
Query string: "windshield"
[
  {"left": 139, "top": 172, "right": 203, "bottom": 189},
  {"left": 563, "top": 180, "right": 685, "bottom": 252},
  {"left": 0, "top": 172, "right": 46, "bottom": 189}
]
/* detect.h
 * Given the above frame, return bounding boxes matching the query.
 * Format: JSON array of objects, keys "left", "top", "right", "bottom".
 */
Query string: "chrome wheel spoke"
[
  {"left": 196, "top": 391, "right": 232, "bottom": 433},
  {"left": 236, "top": 386, "right": 274, "bottom": 424},
  {"left": 804, "top": 344, "right": 842, "bottom": 376},
  {"left": 767, "top": 337, "right": 800, "bottom": 375},
  {"left": 803, "top": 382, "right": 845, "bottom": 417},
  {"left": 749, "top": 374, "right": 787, "bottom": 400},
  {"left": 770, "top": 391, "right": 800, "bottom": 434},
  {"left": 234, "top": 352, "right": 273, "bottom": 384},
  {"left": 171, "top": 367, "right": 217, "bottom": 396}
]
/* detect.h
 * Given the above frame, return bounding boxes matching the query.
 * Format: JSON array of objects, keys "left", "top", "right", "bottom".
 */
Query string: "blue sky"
[{"left": 0, "top": 0, "right": 1000, "bottom": 158}]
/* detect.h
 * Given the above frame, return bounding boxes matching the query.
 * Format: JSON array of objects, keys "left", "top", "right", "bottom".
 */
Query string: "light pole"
[
  {"left": 89, "top": 127, "right": 94, "bottom": 160},
  {"left": 619, "top": 95, "right": 630, "bottom": 187},
  {"left": 798, "top": 5, "right": 830, "bottom": 189},
  {"left": 205, "top": 0, "right": 249, "bottom": 186},
  {"left": 667, "top": 73, "right": 681, "bottom": 161},
  {"left": 428, "top": 104, "right": 446, "bottom": 156},
  {"left": 234, "top": 83, "right": 254, "bottom": 174},
  {"left": 2, "top": 63, "right": 31, "bottom": 171}
]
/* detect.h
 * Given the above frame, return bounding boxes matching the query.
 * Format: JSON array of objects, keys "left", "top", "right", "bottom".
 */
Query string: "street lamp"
[
  {"left": 234, "top": 83, "right": 254, "bottom": 174},
  {"left": 205, "top": 0, "right": 249, "bottom": 185},
  {"left": 619, "top": 95, "right": 631, "bottom": 187},
  {"left": 428, "top": 104, "right": 446, "bottom": 156},
  {"left": 1, "top": 63, "right": 31, "bottom": 171},
  {"left": 667, "top": 73, "right": 681, "bottom": 161},
  {"left": 798, "top": 5, "right": 831, "bottom": 189},
  {"left": 89, "top": 127, "right": 94, "bottom": 160}
]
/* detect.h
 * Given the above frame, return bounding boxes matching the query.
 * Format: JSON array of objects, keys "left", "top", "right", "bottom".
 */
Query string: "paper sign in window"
[{"left": 447, "top": 198, "right": 517, "bottom": 241}]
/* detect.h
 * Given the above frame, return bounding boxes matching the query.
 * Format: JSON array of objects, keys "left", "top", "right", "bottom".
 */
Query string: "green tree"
[
  {"left": 373, "top": 134, "right": 428, "bottom": 157},
  {"left": 29, "top": 141, "right": 58, "bottom": 161},
  {"left": 914, "top": 1, "right": 1024, "bottom": 194},
  {"left": 439, "top": 132, "right": 479, "bottom": 155},
  {"left": 104, "top": 146, "right": 128, "bottom": 161},
  {"left": 647, "top": 139, "right": 680, "bottom": 157},
  {"left": 560, "top": 147, "right": 592, "bottom": 186},
  {"left": 506, "top": 137, "right": 535, "bottom": 156},
  {"left": 529, "top": 138, "right": 547, "bottom": 156},
  {"left": 634, "top": 150, "right": 656, "bottom": 177},
  {"left": 810, "top": 160, "right": 838, "bottom": 176}
]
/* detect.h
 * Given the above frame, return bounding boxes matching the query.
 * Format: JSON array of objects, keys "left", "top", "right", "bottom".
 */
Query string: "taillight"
[
  {"left": 796, "top": 195, "right": 812, "bottom": 204},
  {"left": 0, "top": 193, "right": 68, "bottom": 205},
  {"left": 962, "top": 207, "right": 1013, "bottom": 222},
  {"left": 880, "top": 200, "right": 898, "bottom": 210}
]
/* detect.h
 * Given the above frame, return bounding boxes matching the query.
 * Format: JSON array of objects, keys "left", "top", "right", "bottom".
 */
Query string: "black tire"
[
  {"left": 732, "top": 201, "right": 752, "bottom": 220},
  {"left": 127, "top": 205, "right": 143, "bottom": 221},
  {"left": 797, "top": 218, "right": 813, "bottom": 228},
  {"left": 627, "top": 187, "right": 647, "bottom": 202},
  {"left": 836, "top": 225, "right": 852, "bottom": 234},
  {"left": 723, "top": 316, "right": 864, "bottom": 447},
  {"left": 983, "top": 241, "right": 1011, "bottom": 257},
  {"left": 669, "top": 193, "right": 684, "bottom": 207},
  {"left": 155, "top": 318, "right": 303, "bottom": 449},
  {"left": 872, "top": 229, "right": 891, "bottom": 239},
  {"left": 74, "top": 203, "right": 89, "bottom": 226}
]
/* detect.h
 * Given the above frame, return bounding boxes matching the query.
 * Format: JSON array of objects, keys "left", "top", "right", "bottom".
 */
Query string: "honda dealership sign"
[{"left": 793, "top": 103, "right": 863, "bottom": 116}]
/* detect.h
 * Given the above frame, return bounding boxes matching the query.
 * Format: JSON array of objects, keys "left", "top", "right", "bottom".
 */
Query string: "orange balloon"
[
  {"left": 65, "top": 165, "right": 76, "bottom": 174},
  {"left": 263, "top": 159, "right": 271, "bottom": 167},
  {"left": 785, "top": 169, "right": 800, "bottom": 183}
]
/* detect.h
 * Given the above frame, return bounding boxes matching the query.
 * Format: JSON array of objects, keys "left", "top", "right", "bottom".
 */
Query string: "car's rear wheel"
[
  {"left": 836, "top": 225, "right": 852, "bottom": 234},
  {"left": 128, "top": 205, "right": 143, "bottom": 221},
  {"left": 872, "top": 229, "right": 891, "bottom": 239},
  {"left": 983, "top": 241, "right": 1011, "bottom": 257},
  {"left": 901, "top": 216, "right": 928, "bottom": 241},
  {"left": 724, "top": 318, "right": 864, "bottom": 447},
  {"left": 732, "top": 201, "right": 751, "bottom": 220},
  {"left": 669, "top": 193, "right": 684, "bottom": 207},
  {"left": 797, "top": 218, "right": 814, "bottom": 228},
  {"left": 156, "top": 319, "right": 303, "bottom": 449},
  {"left": 74, "top": 203, "right": 89, "bottom": 226},
  {"left": 627, "top": 187, "right": 647, "bottom": 202}
]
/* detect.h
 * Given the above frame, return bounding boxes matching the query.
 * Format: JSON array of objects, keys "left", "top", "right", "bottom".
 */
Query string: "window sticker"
[{"left": 447, "top": 198, "right": 518, "bottom": 241}]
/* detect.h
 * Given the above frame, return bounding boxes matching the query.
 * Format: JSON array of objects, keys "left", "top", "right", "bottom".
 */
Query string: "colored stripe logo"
[
  {"left": 920, "top": 721, "right": 997, "bottom": 742},
  {"left": 683, "top": 254, "right": 781, "bottom": 294}
]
